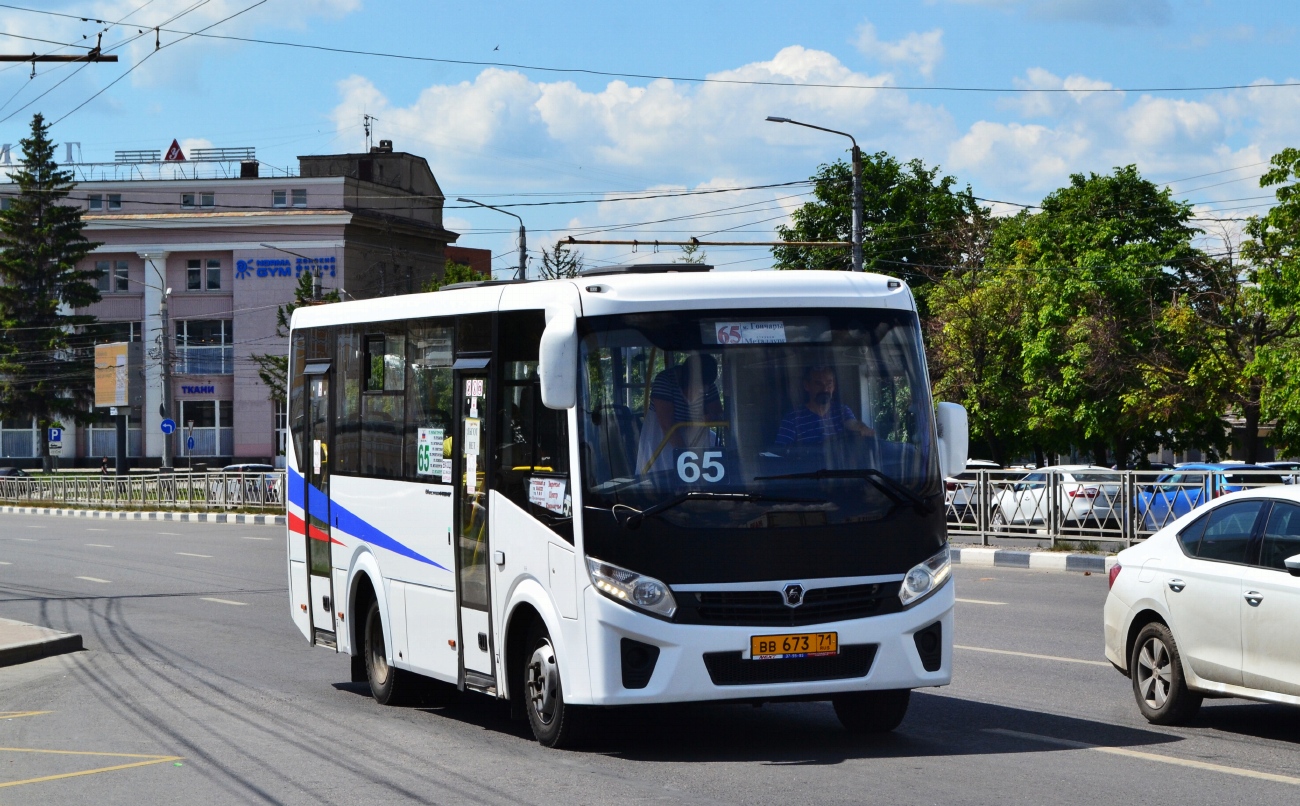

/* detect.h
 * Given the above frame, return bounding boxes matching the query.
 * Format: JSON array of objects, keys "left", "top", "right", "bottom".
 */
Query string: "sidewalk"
[
  {"left": 0, "top": 505, "right": 285, "bottom": 526},
  {"left": 0, "top": 617, "right": 82, "bottom": 669},
  {"left": 951, "top": 546, "right": 1118, "bottom": 573}
]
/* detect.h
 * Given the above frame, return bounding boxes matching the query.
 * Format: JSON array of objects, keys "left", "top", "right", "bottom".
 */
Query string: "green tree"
[
  {"left": 773, "top": 152, "right": 983, "bottom": 289},
  {"left": 1236, "top": 148, "right": 1300, "bottom": 459},
  {"left": 251, "top": 269, "right": 341, "bottom": 404},
  {"left": 421, "top": 259, "right": 484, "bottom": 293},
  {"left": 538, "top": 242, "right": 583, "bottom": 279},
  {"left": 998, "top": 166, "right": 1205, "bottom": 466},
  {"left": 0, "top": 113, "right": 102, "bottom": 471},
  {"left": 675, "top": 241, "right": 707, "bottom": 264}
]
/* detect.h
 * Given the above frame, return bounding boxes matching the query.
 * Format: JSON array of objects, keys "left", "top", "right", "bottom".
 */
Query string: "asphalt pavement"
[{"left": 2, "top": 512, "right": 1300, "bottom": 804}]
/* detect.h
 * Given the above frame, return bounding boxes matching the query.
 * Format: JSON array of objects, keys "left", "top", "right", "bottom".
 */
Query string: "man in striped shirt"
[{"left": 775, "top": 365, "right": 874, "bottom": 446}]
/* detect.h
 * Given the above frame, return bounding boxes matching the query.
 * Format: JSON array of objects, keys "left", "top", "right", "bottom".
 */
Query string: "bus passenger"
[
  {"left": 635, "top": 354, "right": 723, "bottom": 475},
  {"left": 775, "top": 365, "right": 874, "bottom": 446}
]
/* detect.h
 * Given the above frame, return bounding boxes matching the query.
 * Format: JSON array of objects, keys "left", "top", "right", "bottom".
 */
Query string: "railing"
[
  {"left": 0, "top": 470, "right": 285, "bottom": 512},
  {"left": 946, "top": 469, "right": 1295, "bottom": 549}
]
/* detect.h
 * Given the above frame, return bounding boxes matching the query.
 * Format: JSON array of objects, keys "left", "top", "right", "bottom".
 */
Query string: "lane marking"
[
  {"left": 240, "top": 536, "right": 272, "bottom": 541},
  {"left": 0, "top": 561, "right": 11, "bottom": 565},
  {"left": 157, "top": 532, "right": 181, "bottom": 536},
  {"left": 0, "top": 712, "right": 50, "bottom": 720},
  {"left": 74, "top": 576, "right": 110, "bottom": 584},
  {"left": 200, "top": 597, "right": 247, "bottom": 606},
  {"left": 956, "top": 644, "right": 1111, "bottom": 667},
  {"left": 985, "top": 729, "right": 1300, "bottom": 787},
  {"left": 22, "top": 526, "right": 43, "bottom": 529},
  {"left": 0, "top": 748, "right": 183, "bottom": 789},
  {"left": 85, "top": 528, "right": 107, "bottom": 532},
  {"left": 175, "top": 552, "right": 212, "bottom": 559},
  {"left": 956, "top": 597, "right": 1006, "bottom": 605},
  {"left": 85, "top": 544, "right": 113, "bottom": 548},
  {"left": 15, "top": 538, "right": 35, "bottom": 541}
]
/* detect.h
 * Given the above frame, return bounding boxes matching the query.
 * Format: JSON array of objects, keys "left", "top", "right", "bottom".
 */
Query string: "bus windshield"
[{"left": 578, "top": 308, "right": 940, "bottom": 530}]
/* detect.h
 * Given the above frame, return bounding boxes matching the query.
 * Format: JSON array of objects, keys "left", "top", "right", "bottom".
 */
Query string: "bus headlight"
[
  {"left": 899, "top": 546, "right": 951, "bottom": 608},
  {"left": 586, "top": 556, "right": 677, "bottom": 618}
]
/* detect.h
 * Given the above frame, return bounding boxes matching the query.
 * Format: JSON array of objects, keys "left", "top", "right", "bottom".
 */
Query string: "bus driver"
[{"left": 775, "top": 365, "right": 875, "bottom": 447}]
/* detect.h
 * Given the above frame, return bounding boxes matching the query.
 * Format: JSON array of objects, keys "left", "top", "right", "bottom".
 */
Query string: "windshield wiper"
[
  {"left": 754, "top": 468, "right": 935, "bottom": 514},
  {"left": 616, "top": 491, "right": 828, "bottom": 530}
]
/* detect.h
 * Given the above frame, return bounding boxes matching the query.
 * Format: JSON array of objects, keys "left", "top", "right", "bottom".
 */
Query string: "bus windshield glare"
[{"left": 578, "top": 308, "right": 940, "bottom": 530}]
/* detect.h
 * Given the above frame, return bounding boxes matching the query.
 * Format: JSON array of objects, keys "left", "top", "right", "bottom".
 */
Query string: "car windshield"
[{"left": 578, "top": 308, "right": 939, "bottom": 528}]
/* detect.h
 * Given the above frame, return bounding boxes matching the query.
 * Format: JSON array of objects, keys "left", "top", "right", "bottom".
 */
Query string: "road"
[{"left": 2, "top": 512, "right": 1299, "bottom": 804}]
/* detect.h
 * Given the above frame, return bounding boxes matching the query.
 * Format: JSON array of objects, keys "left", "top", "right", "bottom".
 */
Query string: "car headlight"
[
  {"left": 899, "top": 546, "right": 952, "bottom": 608},
  {"left": 586, "top": 556, "right": 677, "bottom": 618}
]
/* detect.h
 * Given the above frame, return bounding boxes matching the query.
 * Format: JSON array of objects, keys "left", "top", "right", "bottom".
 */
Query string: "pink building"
[{"left": 0, "top": 144, "right": 460, "bottom": 468}]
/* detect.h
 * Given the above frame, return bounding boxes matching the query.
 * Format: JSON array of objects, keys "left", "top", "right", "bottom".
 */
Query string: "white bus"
[{"left": 286, "top": 265, "right": 968, "bottom": 747}]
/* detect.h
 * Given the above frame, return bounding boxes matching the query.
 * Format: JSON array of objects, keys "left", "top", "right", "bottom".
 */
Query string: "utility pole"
[
  {"left": 766, "top": 116, "right": 864, "bottom": 272},
  {"left": 456, "top": 198, "right": 528, "bottom": 280},
  {"left": 159, "top": 287, "right": 174, "bottom": 470}
]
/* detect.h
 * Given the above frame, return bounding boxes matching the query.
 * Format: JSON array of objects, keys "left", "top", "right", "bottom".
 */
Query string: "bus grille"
[
  {"left": 703, "top": 644, "right": 878, "bottom": 686},
  {"left": 675, "top": 582, "right": 902, "bottom": 627}
]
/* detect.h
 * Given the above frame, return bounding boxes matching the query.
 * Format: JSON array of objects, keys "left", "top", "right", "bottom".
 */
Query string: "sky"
[{"left": 0, "top": 0, "right": 1298, "bottom": 274}]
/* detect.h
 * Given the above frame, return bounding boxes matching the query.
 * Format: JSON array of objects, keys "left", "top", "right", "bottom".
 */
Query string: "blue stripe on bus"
[{"left": 288, "top": 468, "right": 450, "bottom": 572}]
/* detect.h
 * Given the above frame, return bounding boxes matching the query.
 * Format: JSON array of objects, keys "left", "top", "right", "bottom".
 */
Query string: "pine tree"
[
  {"left": 538, "top": 242, "right": 583, "bottom": 279},
  {"left": 0, "top": 113, "right": 102, "bottom": 471},
  {"left": 251, "top": 269, "right": 341, "bottom": 403}
]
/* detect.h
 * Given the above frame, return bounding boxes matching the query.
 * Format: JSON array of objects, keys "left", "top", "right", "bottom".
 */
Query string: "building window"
[
  {"left": 273, "top": 190, "right": 287, "bottom": 208},
  {"left": 84, "top": 408, "right": 142, "bottom": 458},
  {"left": 1, "top": 196, "right": 12, "bottom": 211},
  {"left": 292, "top": 189, "right": 307, "bottom": 208},
  {"left": 87, "top": 194, "right": 102, "bottom": 211},
  {"left": 107, "top": 194, "right": 121, "bottom": 211},
  {"left": 187, "top": 258, "right": 223, "bottom": 291},
  {"left": 0, "top": 417, "right": 38, "bottom": 458},
  {"left": 175, "top": 319, "right": 234, "bottom": 374},
  {"left": 95, "top": 260, "right": 130, "bottom": 293},
  {"left": 97, "top": 321, "right": 142, "bottom": 343},
  {"left": 182, "top": 193, "right": 195, "bottom": 209},
  {"left": 174, "top": 400, "right": 234, "bottom": 456}
]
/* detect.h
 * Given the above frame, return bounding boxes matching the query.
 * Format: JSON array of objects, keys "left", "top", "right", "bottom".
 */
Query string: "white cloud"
[{"left": 854, "top": 23, "right": 945, "bottom": 78}]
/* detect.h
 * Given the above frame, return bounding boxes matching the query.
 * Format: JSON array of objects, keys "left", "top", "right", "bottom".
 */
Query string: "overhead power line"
[{"left": 0, "top": 3, "right": 1295, "bottom": 94}]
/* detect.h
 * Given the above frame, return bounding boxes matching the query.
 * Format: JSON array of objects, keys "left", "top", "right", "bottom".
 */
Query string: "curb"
[
  {"left": 952, "top": 547, "right": 1117, "bottom": 573},
  {"left": 0, "top": 505, "right": 284, "bottom": 526},
  {"left": 0, "top": 623, "right": 83, "bottom": 670}
]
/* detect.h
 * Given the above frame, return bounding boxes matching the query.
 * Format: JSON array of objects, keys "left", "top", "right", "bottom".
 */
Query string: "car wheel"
[
  {"left": 523, "top": 622, "right": 590, "bottom": 748},
  {"left": 1131, "top": 622, "right": 1202, "bottom": 725},
  {"left": 832, "top": 689, "right": 911, "bottom": 734},
  {"left": 990, "top": 509, "right": 1009, "bottom": 532},
  {"left": 364, "top": 599, "right": 417, "bottom": 706}
]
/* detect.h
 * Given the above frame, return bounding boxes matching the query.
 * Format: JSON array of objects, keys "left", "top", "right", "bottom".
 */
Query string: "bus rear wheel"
[
  {"left": 364, "top": 599, "right": 416, "bottom": 706},
  {"left": 832, "top": 689, "right": 911, "bottom": 734},
  {"left": 523, "top": 623, "right": 588, "bottom": 748}
]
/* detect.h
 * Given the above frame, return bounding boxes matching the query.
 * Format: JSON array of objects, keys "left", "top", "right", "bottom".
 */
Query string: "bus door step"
[{"left": 464, "top": 670, "right": 497, "bottom": 696}]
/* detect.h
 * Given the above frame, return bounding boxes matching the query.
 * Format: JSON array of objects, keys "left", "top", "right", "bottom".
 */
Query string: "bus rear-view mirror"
[
  {"left": 539, "top": 305, "right": 578, "bottom": 410},
  {"left": 935, "top": 402, "right": 968, "bottom": 481}
]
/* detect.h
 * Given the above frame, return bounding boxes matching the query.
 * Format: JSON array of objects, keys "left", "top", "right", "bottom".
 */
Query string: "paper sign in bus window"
[
  {"left": 440, "top": 458, "right": 453, "bottom": 483},
  {"left": 712, "top": 322, "right": 787, "bottom": 344},
  {"left": 416, "top": 428, "right": 444, "bottom": 476},
  {"left": 529, "top": 477, "right": 568, "bottom": 514},
  {"left": 463, "top": 418, "right": 480, "bottom": 456}
]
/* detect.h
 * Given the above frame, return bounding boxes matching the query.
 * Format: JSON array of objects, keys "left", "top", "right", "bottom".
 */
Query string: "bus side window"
[
  {"left": 289, "top": 331, "right": 306, "bottom": 466},
  {"left": 407, "top": 320, "right": 454, "bottom": 480},
  {"left": 360, "top": 329, "right": 406, "bottom": 478},
  {"left": 334, "top": 326, "right": 361, "bottom": 475}
]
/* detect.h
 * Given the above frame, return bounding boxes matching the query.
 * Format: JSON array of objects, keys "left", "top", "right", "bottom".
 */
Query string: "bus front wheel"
[
  {"left": 523, "top": 622, "right": 589, "bottom": 748},
  {"left": 364, "top": 599, "right": 416, "bottom": 706},
  {"left": 832, "top": 689, "right": 911, "bottom": 734}
]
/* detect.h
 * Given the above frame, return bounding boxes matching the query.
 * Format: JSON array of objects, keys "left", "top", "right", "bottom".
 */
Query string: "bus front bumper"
[{"left": 576, "top": 580, "right": 954, "bottom": 706}]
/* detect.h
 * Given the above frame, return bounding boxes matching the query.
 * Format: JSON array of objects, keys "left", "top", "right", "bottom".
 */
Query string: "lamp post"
[
  {"left": 456, "top": 197, "right": 527, "bottom": 280},
  {"left": 766, "top": 116, "right": 863, "bottom": 272}
]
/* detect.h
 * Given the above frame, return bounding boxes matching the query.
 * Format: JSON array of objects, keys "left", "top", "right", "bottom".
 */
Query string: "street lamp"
[
  {"left": 456, "top": 197, "right": 527, "bottom": 281},
  {"left": 766, "top": 116, "right": 863, "bottom": 272}
]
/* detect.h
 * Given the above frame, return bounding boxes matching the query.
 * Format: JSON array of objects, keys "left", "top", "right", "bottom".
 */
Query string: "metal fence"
[
  {"left": 946, "top": 468, "right": 1295, "bottom": 548},
  {"left": 0, "top": 470, "right": 285, "bottom": 512}
]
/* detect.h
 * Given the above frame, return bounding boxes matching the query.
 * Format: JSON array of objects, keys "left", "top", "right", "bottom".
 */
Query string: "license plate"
[{"left": 750, "top": 632, "right": 838, "bottom": 660}]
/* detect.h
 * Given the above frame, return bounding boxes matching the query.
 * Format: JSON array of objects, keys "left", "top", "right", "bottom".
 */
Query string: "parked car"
[
  {"left": 989, "top": 465, "right": 1123, "bottom": 531},
  {"left": 1263, "top": 461, "right": 1300, "bottom": 484},
  {"left": 0, "top": 467, "right": 28, "bottom": 477},
  {"left": 1136, "top": 463, "right": 1287, "bottom": 532},
  {"left": 218, "top": 463, "right": 278, "bottom": 506},
  {"left": 945, "top": 459, "right": 1000, "bottom": 523},
  {"left": 1104, "top": 486, "right": 1300, "bottom": 724}
]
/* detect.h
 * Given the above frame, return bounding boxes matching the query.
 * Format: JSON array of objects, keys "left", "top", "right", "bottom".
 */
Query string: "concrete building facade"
[{"left": 0, "top": 146, "right": 484, "bottom": 469}]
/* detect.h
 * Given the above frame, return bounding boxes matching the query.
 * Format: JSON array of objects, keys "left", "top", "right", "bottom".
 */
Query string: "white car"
[
  {"left": 1104, "top": 486, "right": 1300, "bottom": 724},
  {"left": 990, "top": 465, "right": 1122, "bottom": 530},
  {"left": 945, "top": 459, "right": 1000, "bottom": 523}
]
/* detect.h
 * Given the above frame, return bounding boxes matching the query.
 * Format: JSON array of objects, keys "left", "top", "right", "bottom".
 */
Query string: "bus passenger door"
[
  {"left": 455, "top": 367, "right": 495, "bottom": 684},
  {"left": 305, "top": 367, "right": 337, "bottom": 646}
]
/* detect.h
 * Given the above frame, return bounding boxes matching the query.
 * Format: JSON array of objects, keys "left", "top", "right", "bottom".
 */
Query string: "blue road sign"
[
  {"left": 160, "top": 418, "right": 177, "bottom": 435},
  {"left": 47, "top": 428, "right": 62, "bottom": 443},
  {"left": 187, "top": 436, "right": 196, "bottom": 451}
]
